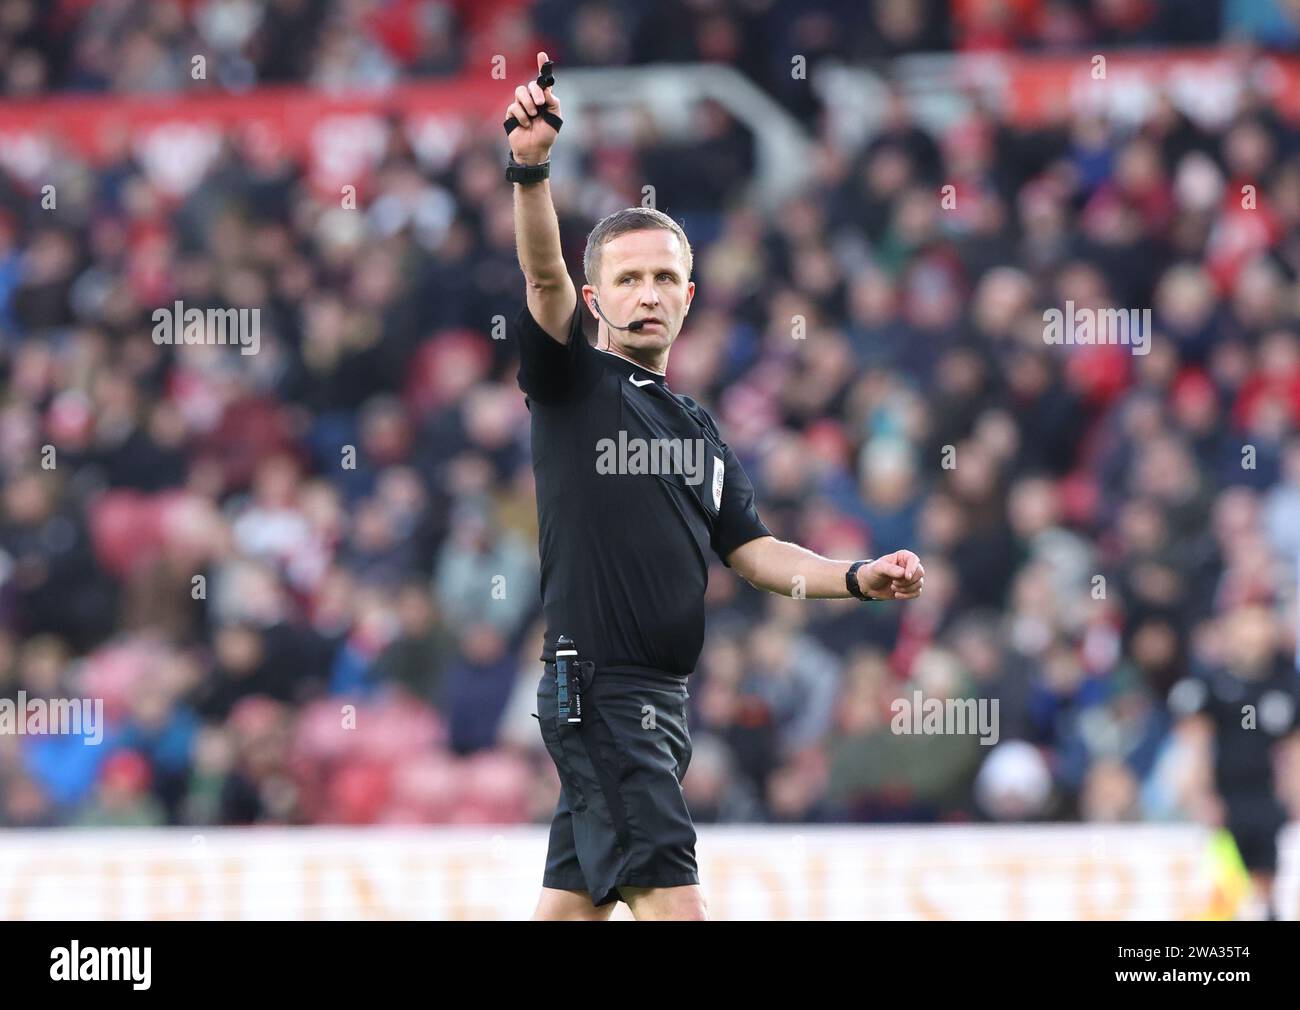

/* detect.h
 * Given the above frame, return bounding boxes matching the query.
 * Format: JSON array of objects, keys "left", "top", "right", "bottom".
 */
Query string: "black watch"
[
  {"left": 506, "top": 155, "right": 550, "bottom": 185},
  {"left": 846, "top": 559, "right": 876, "bottom": 602}
]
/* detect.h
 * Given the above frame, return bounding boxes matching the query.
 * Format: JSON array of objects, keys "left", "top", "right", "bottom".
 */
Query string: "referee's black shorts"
[
  {"left": 535, "top": 663, "right": 698, "bottom": 906},
  {"left": 1226, "top": 795, "right": 1287, "bottom": 873}
]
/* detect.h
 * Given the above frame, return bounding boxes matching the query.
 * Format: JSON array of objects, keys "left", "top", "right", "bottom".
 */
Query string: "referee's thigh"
[
  {"left": 620, "top": 884, "right": 708, "bottom": 921},
  {"left": 532, "top": 886, "right": 617, "bottom": 921}
]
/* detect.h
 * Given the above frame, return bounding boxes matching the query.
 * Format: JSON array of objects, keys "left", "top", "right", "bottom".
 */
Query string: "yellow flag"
[{"left": 1200, "top": 829, "right": 1250, "bottom": 921}]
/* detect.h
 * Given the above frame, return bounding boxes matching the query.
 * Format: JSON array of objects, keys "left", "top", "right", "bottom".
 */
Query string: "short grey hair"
[{"left": 583, "top": 207, "right": 693, "bottom": 286}]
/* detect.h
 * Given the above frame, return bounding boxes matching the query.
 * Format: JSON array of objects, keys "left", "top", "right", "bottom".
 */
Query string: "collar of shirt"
[{"left": 599, "top": 347, "right": 669, "bottom": 387}]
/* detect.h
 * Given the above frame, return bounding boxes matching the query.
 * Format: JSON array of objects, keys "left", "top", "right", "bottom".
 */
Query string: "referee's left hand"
[{"left": 859, "top": 550, "right": 925, "bottom": 600}]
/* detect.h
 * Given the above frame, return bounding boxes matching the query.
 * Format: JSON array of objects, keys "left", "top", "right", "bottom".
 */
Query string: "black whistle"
[{"left": 504, "top": 60, "right": 562, "bottom": 136}]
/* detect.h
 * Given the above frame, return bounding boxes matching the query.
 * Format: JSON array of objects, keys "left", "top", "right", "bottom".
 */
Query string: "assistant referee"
[{"left": 505, "top": 52, "right": 926, "bottom": 921}]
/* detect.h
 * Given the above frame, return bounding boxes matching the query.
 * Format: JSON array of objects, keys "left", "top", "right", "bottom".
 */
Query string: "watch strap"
[
  {"left": 846, "top": 559, "right": 876, "bottom": 602},
  {"left": 506, "top": 155, "right": 551, "bottom": 184}
]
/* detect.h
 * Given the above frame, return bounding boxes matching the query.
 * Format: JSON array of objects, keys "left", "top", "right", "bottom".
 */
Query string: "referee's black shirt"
[
  {"left": 1171, "top": 661, "right": 1300, "bottom": 801},
  {"left": 514, "top": 301, "right": 771, "bottom": 678}
]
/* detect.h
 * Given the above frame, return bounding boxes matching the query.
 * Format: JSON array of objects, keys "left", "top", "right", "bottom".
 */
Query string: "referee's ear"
[
  {"left": 684, "top": 280, "right": 696, "bottom": 314},
  {"left": 580, "top": 284, "right": 599, "bottom": 320},
  {"left": 580, "top": 285, "right": 607, "bottom": 346}
]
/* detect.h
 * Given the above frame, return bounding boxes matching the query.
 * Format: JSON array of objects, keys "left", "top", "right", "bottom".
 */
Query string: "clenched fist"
[
  {"left": 506, "top": 51, "right": 562, "bottom": 167},
  {"left": 858, "top": 550, "right": 925, "bottom": 600}
]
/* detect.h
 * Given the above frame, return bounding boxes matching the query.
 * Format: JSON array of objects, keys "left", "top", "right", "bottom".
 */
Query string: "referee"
[{"left": 505, "top": 52, "right": 926, "bottom": 921}]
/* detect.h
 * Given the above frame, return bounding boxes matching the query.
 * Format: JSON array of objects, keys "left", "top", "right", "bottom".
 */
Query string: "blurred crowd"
[
  {"left": 1, "top": 1, "right": 1300, "bottom": 837},
  {"left": 0, "top": 1, "right": 1297, "bottom": 100}
]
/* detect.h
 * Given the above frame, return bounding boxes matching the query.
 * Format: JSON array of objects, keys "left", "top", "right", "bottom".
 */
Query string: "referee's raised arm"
[{"left": 507, "top": 51, "right": 576, "bottom": 346}]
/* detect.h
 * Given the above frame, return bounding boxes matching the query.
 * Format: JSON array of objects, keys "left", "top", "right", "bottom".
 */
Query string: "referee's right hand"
[{"left": 506, "top": 51, "right": 562, "bottom": 167}]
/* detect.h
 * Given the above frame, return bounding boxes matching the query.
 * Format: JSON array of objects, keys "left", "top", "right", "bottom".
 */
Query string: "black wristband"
[
  {"left": 506, "top": 155, "right": 550, "bottom": 184},
  {"left": 846, "top": 559, "right": 875, "bottom": 602}
]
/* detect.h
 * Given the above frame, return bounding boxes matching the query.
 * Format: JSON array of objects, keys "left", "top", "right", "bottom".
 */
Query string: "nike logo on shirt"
[{"left": 629, "top": 375, "right": 656, "bottom": 387}]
